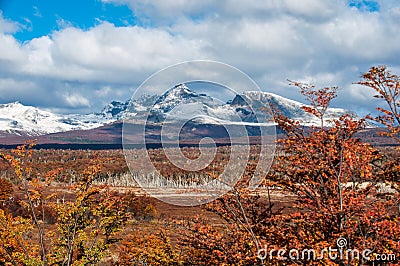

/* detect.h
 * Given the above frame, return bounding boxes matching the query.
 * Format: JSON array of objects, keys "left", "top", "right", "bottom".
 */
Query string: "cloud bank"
[{"left": 0, "top": 1, "right": 399, "bottom": 114}]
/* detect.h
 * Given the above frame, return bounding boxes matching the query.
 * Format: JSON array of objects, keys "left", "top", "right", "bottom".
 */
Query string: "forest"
[{"left": 0, "top": 66, "right": 399, "bottom": 265}]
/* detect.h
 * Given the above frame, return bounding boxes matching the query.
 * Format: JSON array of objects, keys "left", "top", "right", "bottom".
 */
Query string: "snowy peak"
[
  {"left": 1, "top": 101, "right": 23, "bottom": 108},
  {"left": 0, "top": 102, "right": 60, "bottom": 136},
  {"left": 152, "top": 84, "right": 215, "bottom": 113},
  {"left": 234, "top": 91, "right": 350, "bottom": 126},
  {"left": 100, "top": 100, "right": 129, "bottom": 119},
  {"left": 232, "top": 91, "right": 310, "bottom": 118},
  {"left": 156, "top": 84, "right": 198, "bottom": 103},
  {"left": 0, "top": 102, "right": 112, "bottom": 136}
]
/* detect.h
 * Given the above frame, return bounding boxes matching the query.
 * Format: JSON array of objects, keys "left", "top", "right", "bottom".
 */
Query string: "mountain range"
[{"left": 0, "top": 84, "right": 353, "bottom": 145}]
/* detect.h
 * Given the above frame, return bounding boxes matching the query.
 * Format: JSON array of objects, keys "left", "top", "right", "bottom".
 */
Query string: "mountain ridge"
[{"left": 0, "top": 84, "right": 352, "bottom": 138}]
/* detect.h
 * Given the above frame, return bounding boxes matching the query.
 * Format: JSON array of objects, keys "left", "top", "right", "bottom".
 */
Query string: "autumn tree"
[
  {"left": 358, "top": 65, "right": 400, "bottom": 143},
  {"left": 0, "top": 143, "right": 131, "bottom": 265},
  {"left": 357, "top": 65, "right": 400, "bottom": 212},
  {"left": 263, "top": 80, "right": 399, "bottom": 265},
  {"left": 181, "top": 77, "right": 399, "bottom": 265}
]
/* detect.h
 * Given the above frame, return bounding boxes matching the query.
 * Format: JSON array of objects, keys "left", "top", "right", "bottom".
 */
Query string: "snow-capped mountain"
[
  {"left": 125, "top": 84, "right": 349, "bottom": 126},
  {"left": 0, "top": 84, "right": 354, "bottom": 137},
  {"left": 231, "top": 91, "right": 350, "bottom": 126},
  {"left": 125, "top": 84, "right": 270, "bottom": 124},
  {"left": 0, "top": 102, "right": 113, "bottom": 136},
  {"left": 153, "top": 84, "right": 215, "bottom": 112},
  {"left": 100, "top": 100, "right": 129, "bottom": 119},
  {"left": 145, "top": 84, "right": 227, "bottom": 122}
]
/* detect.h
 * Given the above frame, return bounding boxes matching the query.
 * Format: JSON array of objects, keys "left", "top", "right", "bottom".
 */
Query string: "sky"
[{"left": 0, "top": 0, "right": 399, "bottom": 115}]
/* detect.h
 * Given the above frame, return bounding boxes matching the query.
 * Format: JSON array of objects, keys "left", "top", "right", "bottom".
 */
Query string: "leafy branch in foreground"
[{"left": 358, "top": 65, "right": 400, "bottom": 143}]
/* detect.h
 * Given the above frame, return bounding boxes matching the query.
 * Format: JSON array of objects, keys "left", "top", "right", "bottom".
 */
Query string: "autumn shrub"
[
  {"left": 123, "top": 191, "right": 158, "bottom": 221},
  {"left": 0, "top": 208, "right": 41, "bottom": 265},
  {"left": 179, "top": 212, "right": 263, "bottom": 266},
  {"left": 117, "top": 230, "right": 184, "bottom": 266},
  {"left": 2, "top": 194, "right": 58, "bottom": 224},
  {"left": 0, "top": 177, "right": 13, "bottom": 205}
]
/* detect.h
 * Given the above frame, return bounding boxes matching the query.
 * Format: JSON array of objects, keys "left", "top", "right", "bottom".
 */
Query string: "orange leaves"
[
  {"left": 118, "top": 230, "right": 184, "bottom": 266},
  {"left": 178, "top": 214, "right": 261, "bottom": 266},
  {"left": 0, "top": 178, "right": 13, "bottom": 203},
  {"left": 259, "top": 74, "right": 400, "bottom": 265},
  {"left": 288, "top": 80, "right": 338, "bottom": 128},
  {"left": 0, "top": 209, "right": 37, "bottom": 265},
  {"left": 358, "top": 65, "right": 400, "bottom": 144}
]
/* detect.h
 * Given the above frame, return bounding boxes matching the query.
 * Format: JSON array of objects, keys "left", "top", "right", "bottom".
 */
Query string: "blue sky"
[
  {"left": 349, "top": 0, "right": 380, "bottom": 12},
  {"left": 0, "top": 0, "right": 399, "bottom": 115},
  {"left": 0, "top": 0, "right": 138, "bottom": 41}
]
